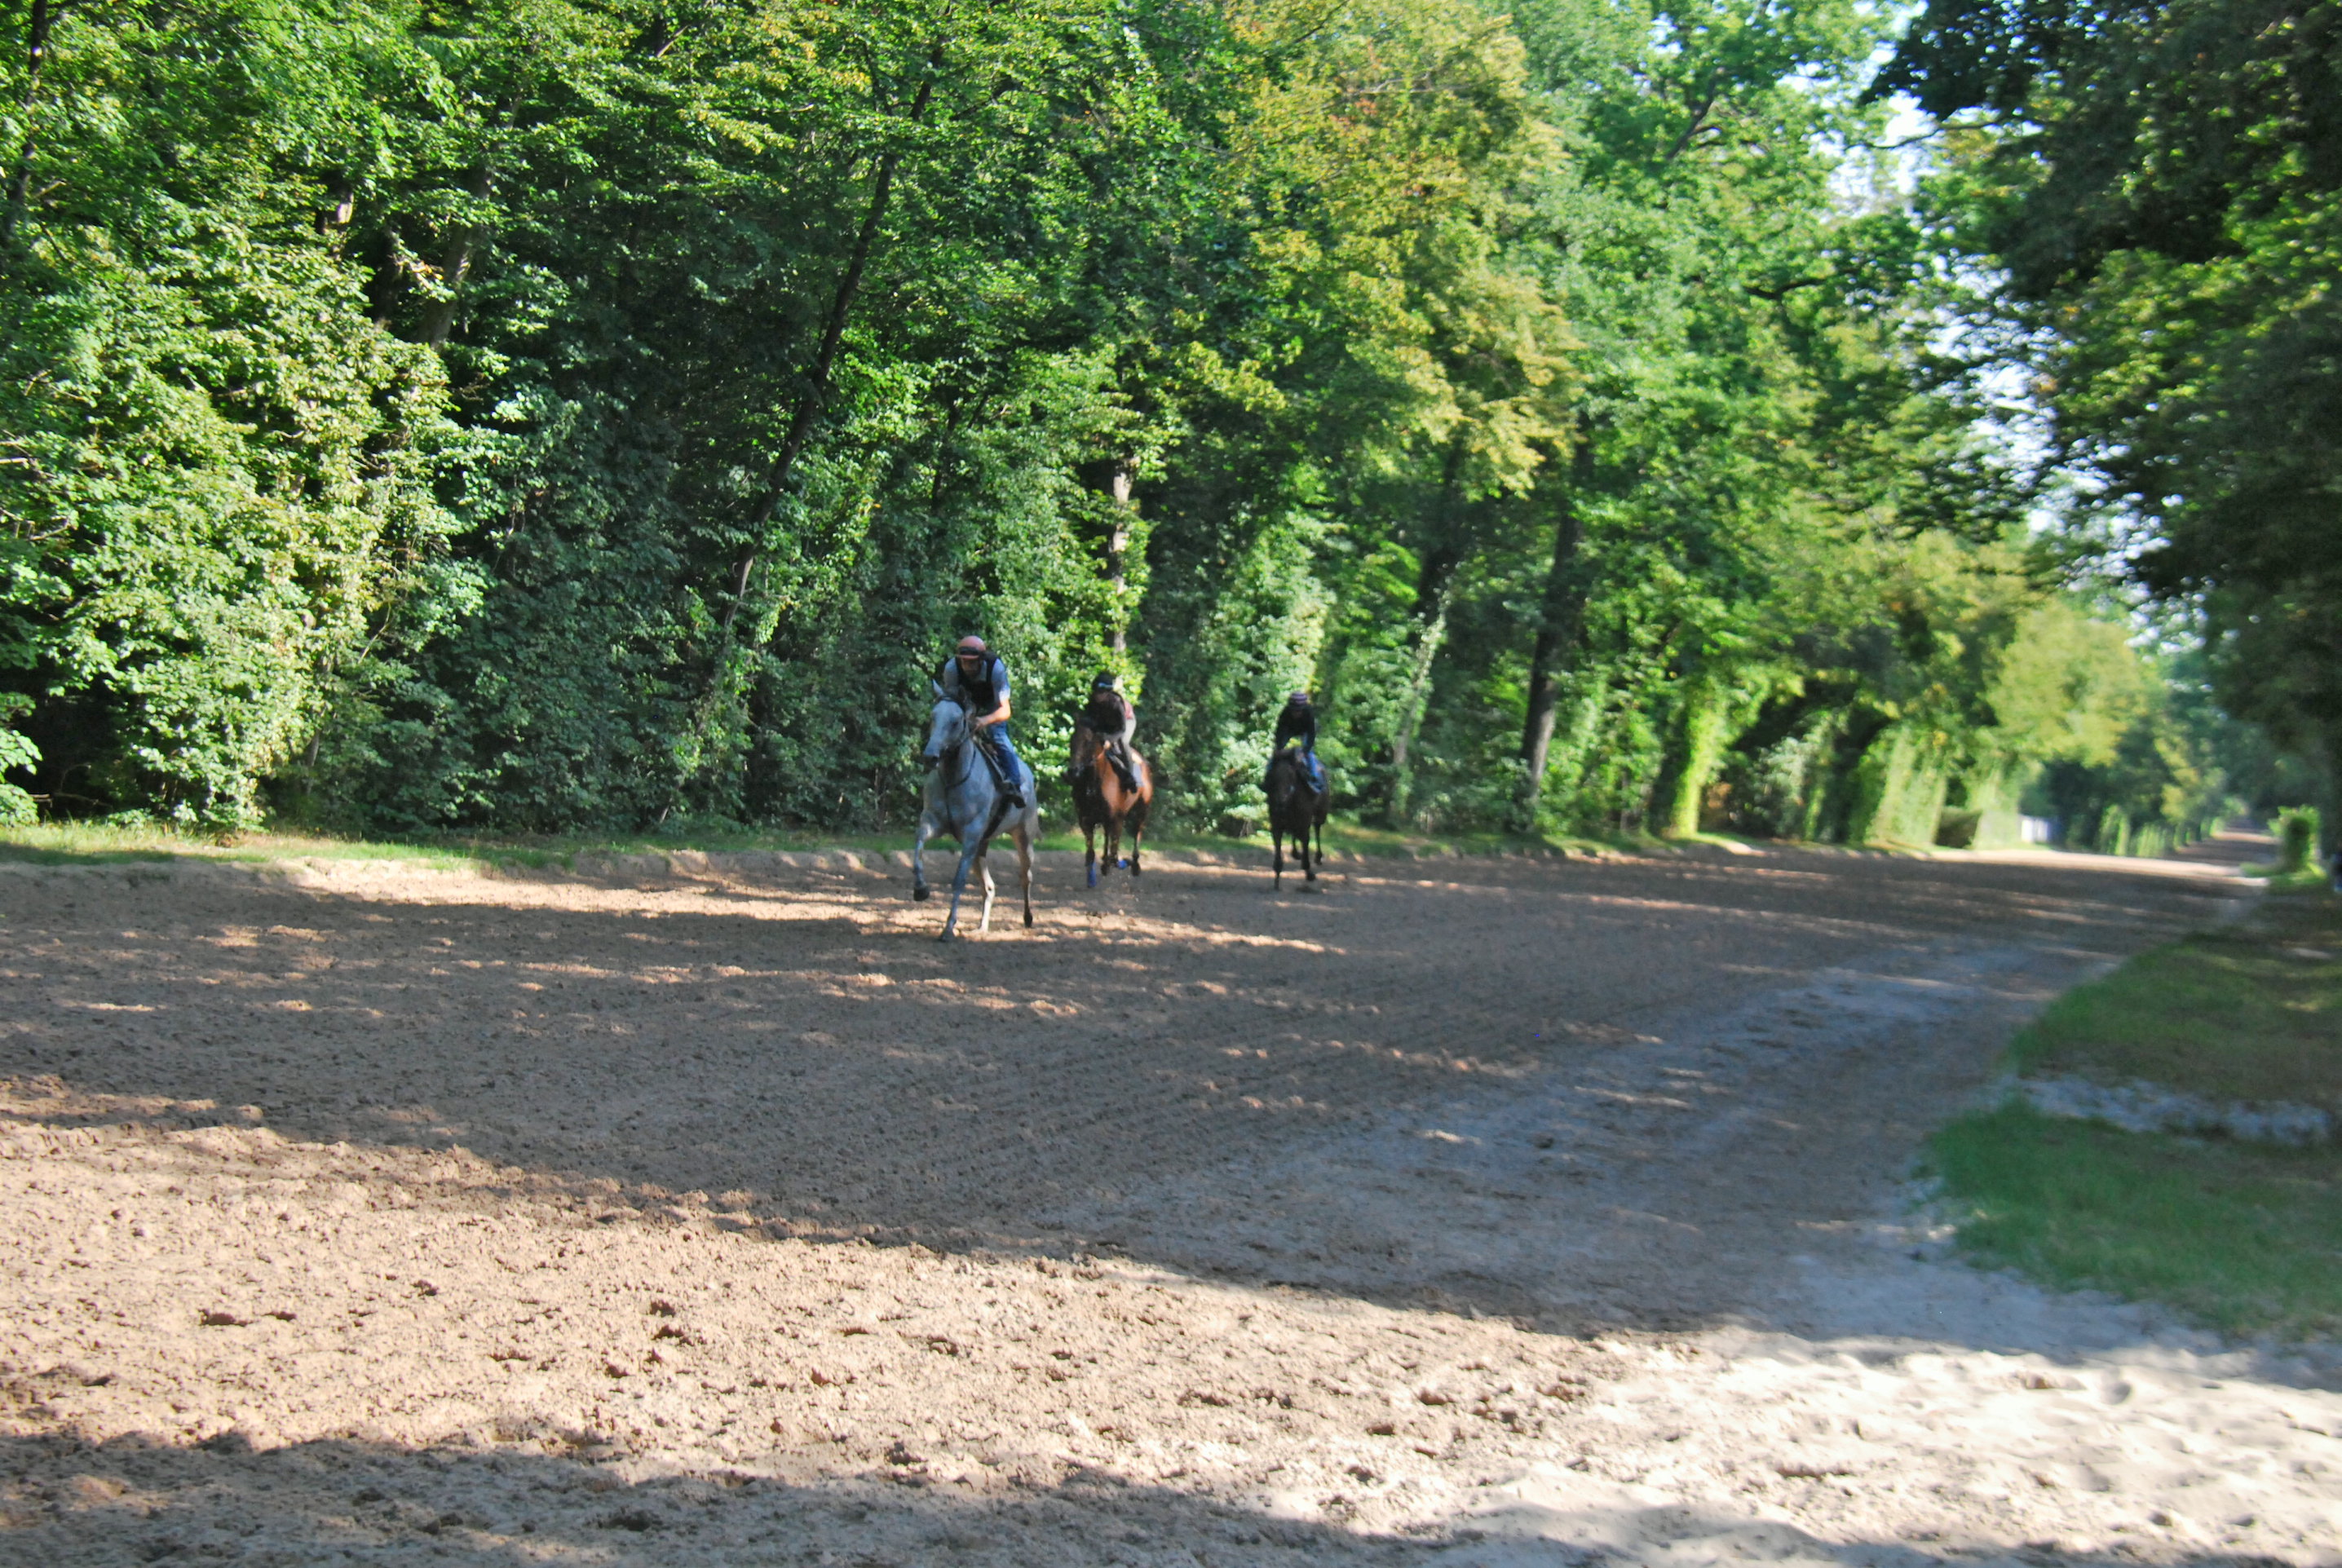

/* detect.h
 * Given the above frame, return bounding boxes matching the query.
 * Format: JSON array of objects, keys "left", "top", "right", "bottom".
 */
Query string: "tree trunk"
[
  {"left": 416, "top": 163, "right": 493, "bottom": 349},
  {"left": 1107, "top": 459, "right": 1134, "bottom": 654},
  {"left": 2321, "top": 722, "right": 2342, "bottom": 869},
  {"left": 1662, "top": 670, "right": 1732, "bottom": 837},
  {"left": 1385, "top": 438, "right": 1472, "bottom": 825},
  {"left": 1411, "top": 435, "right": 1472, "bottom": 623},
  {"left": 1385, "top": 581, "right": 1453, "bottom": 828},
  {"left": 1515, "top": 485, "right": 1585, "bottom": 826},
  {"left": 0, "top": 0, "right": 56, "bottom": 264}
]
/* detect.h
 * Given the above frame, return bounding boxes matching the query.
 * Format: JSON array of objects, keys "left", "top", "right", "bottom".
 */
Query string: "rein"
[{"left": 928, "top": 703, "right": 979, "bottom": 793}]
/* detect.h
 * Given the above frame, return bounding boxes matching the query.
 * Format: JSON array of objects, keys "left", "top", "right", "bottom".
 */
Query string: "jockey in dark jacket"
[
  {"left": 1074, "top": 673, "right": 1140, "bottom": 793},
  {"left": 936, "top": 635, "right": 1024, "bottom": 806},
  {"left": 1270, "top": 690, "right": 1325, "bottom": 795}
]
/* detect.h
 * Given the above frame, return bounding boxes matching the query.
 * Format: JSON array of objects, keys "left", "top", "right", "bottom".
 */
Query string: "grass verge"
[
  {"left": 1931, "top": 1102, "right": 2342, "bottom": 1339},
  {"left": 2243, "top": 864, "right": 2335, "bottom": 892},
  {"left": 0, "top": 817, "right": 1630, "bottom": 872},
  {"left": 1930, "top": 888, "right": 2342, "bottom": 1340},
  {"left": 2004, "top": 890, "right": 2342, "bottom": 1112}
]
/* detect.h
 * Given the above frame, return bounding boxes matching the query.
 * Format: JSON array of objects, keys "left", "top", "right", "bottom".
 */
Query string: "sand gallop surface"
[{"left": 3, "top": 838, "right": 2338, "bottom": 1567}]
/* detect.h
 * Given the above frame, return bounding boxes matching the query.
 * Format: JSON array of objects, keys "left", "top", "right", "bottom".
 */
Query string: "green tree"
[
  {"left": 1883, "top": 0, "right": 2342, "bottom": 831},
  {"left": 0, "top": 0, "right": 451, "bottom": 826}
]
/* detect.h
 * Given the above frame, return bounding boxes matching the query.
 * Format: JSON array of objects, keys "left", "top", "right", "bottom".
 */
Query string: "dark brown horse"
[
  {"left": 1265, "top": 744, "right": 1328, "bottom": 889},
  {"left": 1071, "top": 727, "right": 1151, "bottom": 888}
]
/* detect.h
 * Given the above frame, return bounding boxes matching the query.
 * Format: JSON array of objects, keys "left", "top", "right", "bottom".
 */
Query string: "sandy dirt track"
[{"left": 2, "top": 841, "right": 2337, "bottom": 1566}]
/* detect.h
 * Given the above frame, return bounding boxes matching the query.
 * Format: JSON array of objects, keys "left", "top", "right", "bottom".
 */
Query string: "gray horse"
[{"left": 912, "top": 691, "right": 1038, "bottom": 939}]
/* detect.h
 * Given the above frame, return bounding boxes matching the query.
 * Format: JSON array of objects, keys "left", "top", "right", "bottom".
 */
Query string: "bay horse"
[
  {"left": 912, "top": 691, "right": 1038, "bottom": 939},
  {"left": 1070, "top": 726, "right": 1151, "bottom": 888},
  {"left": 1265, "top": 744, "right": 1328, "bottom": 889}
]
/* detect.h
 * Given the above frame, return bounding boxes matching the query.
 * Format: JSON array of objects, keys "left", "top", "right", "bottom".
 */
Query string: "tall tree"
[{"left": 1883, "top": 0, "right": 2342, "bottom": 818}]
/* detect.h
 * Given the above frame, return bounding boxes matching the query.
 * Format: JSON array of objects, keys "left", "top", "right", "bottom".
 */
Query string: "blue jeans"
[{"left": 979, "top": 725, "right": 1023, "bottom": 795}]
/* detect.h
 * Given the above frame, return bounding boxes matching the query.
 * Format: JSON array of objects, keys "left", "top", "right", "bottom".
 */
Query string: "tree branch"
[
  {"left": 722, "top": 67, "right": 941, "bottom": 631},
  {"left": 1659, "top": 81, "right": 1720, "bottom": 164},
  {"left": 1746, "top": 276, "right": 1830, "bottom": 301}
]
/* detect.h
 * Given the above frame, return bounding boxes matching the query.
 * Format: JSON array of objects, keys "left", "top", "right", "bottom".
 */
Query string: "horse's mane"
[
  {"left": 1267, "top": 746, "right": 1321, "bottom": 821},
  {"left": 1265, "top": 744, "right": 1306, "bottom": 803}
]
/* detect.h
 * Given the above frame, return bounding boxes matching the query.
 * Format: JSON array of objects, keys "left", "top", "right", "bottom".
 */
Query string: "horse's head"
[{"left": 921, "top": 696, "right": 970, "bottom": 768}]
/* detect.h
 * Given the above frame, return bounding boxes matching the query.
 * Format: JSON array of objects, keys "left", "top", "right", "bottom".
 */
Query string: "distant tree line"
[{"left": 0, "top": 0, "right": 2299, "bottom": 847}]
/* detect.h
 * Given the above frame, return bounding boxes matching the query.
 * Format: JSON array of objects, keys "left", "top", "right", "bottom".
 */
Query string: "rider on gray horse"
[
  {"left": 1073, "top": 672, "right": 1141, "bottom": 793},
  {"left": 937, "top": 635, "right": 1024, "bottom": 806},
  {"left": 1270, "top": 689, "right": 1325, "bottom": 796}
]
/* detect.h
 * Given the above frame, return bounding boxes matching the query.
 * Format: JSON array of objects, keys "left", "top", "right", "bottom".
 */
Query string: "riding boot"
[{"left": 1109, "top": 741, "right": 1138, "bottom": 793}]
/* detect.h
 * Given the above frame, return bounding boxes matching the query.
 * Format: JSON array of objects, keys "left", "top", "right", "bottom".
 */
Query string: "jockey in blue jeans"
[
  {"left": 1270, "top": 689, "right": 1325, "bottom": 795},
  {"left": 937, "top": 635, "right": 1025, "bottom": 806}
]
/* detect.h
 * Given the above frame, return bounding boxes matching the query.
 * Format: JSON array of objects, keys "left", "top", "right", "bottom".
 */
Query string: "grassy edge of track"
[
  {"left": 1924, "top": 886, "right": 2342, "bottom": 1341},
  {"left": 0, "top": 817, "right": 1662, "bottom": 873}
]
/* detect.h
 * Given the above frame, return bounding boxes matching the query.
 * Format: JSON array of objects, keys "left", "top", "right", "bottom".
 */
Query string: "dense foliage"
[{"left": 0, "top": 0, "right": 2279, "bottom": 846}]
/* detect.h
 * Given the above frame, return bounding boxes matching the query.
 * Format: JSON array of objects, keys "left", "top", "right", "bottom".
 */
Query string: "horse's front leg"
[
  {"left": 941, "top": 839, "right": 981, "bottom": 940},
  {"left": 912, "top": 807, "right": 936, "bottom": 902},
  {"left": 978, "top": 848, "right": 997, "bottom": 934},
  {"left": 1084, "top": 819, "right": 1098, "bottom": 889},
  {"left": 1129, "top": 811, "right": 1143, "bottom": 878},
  {"left": 1272, "top": 824, "right": 1284, "bottom": 890}
]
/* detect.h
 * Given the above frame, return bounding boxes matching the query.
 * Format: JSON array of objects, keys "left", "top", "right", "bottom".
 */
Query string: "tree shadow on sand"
[{"left": 0, "top": 1428, "right": 2292, "bottom": 1568}]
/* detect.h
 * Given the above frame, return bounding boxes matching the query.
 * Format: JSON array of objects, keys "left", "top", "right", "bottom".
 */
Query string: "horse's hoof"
[
  {"left": 1023, "top": 912, "right": 1034, "bottom": 928},
  {"left": 912, "top": 886, "right": 930, "bottom": 902}
]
